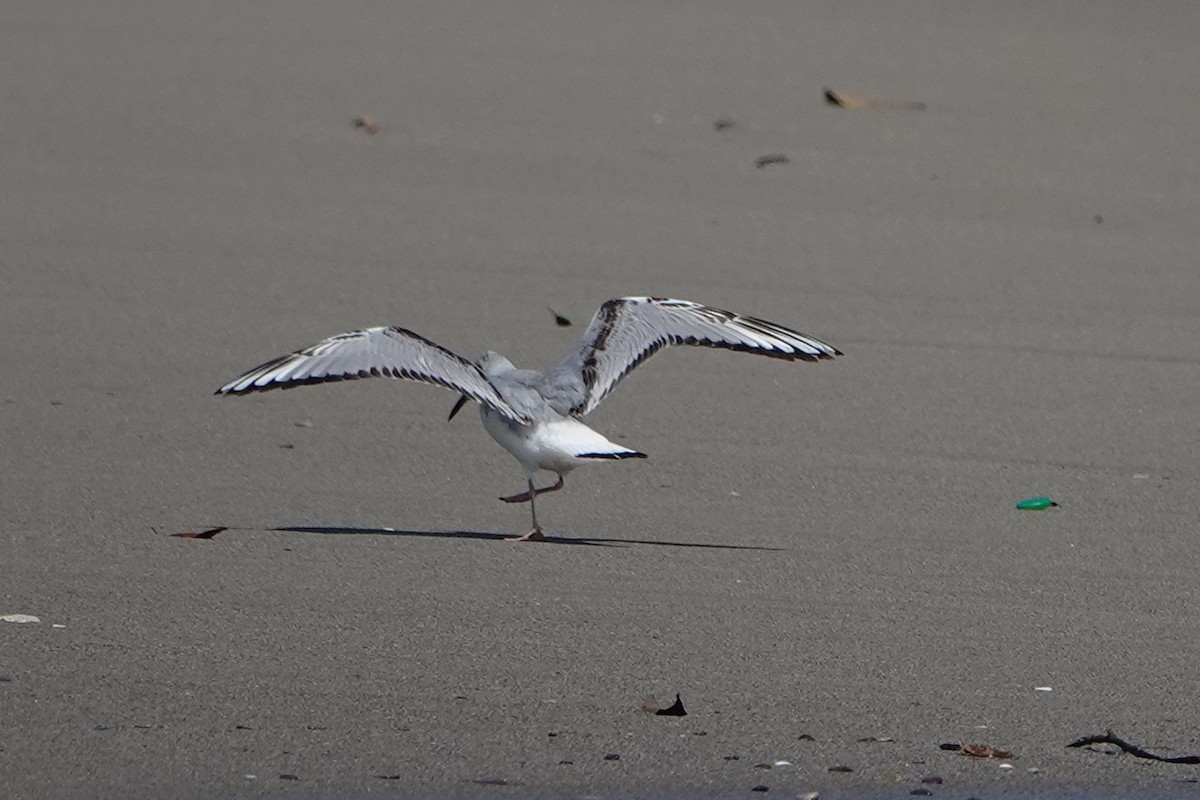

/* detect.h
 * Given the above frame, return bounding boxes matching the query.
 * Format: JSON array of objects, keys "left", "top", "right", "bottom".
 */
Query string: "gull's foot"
[
  {"left": 500, "top": 490, "right": 533, "bottom": 504},
  {"left": 505, "top": 528, "right": 545, "bottom": 542}
]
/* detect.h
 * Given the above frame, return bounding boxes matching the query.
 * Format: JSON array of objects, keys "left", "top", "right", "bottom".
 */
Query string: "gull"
[{"left": 216, "top": 297, "right": 841, "bottom": 541}]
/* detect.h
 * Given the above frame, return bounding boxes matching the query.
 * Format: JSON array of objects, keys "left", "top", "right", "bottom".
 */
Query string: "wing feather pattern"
[
  {"left": 558, "top": 297, "right": 841, "bottom": 416},
  {"left": 215, "top": 326, "right": 530, "bottom": 423}
]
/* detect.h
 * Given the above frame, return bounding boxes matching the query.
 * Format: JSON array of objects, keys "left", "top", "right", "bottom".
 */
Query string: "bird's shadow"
[{"left": 272, "top": 526, "right": 784, "bottom": 551}]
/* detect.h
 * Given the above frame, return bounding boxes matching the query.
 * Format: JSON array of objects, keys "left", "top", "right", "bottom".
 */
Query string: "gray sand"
[{"left": 4, "top": 2, "right": 1200, "bottom": 797}]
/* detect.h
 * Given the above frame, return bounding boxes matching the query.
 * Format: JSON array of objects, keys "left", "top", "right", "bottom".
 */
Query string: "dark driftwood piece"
[
  {"left": 171, "top": 527, "right": 227, "bottom": 539},
  {"left": 1067, "top": 730, "right": 1200, "bottom": 764}
]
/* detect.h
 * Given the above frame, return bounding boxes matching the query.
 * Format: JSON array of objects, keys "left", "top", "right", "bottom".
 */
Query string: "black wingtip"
[{"left": 448, "top": 394, "right": 470, "bottom": 421}]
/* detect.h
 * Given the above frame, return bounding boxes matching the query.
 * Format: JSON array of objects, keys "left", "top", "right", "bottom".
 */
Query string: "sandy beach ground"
[{"left": 4, "top": 2, "right": 1200, "bottom": 798}]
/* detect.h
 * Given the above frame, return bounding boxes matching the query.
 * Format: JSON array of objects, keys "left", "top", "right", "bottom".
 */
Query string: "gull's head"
[{"left": 475, "top": 350, "right": 515, "bottom": 377}]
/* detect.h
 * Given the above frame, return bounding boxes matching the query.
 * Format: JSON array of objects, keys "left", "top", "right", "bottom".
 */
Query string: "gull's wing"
[
  {"left": 215, "top": 326, "right": 531, "bottom": 423},
  {"left": 554, "top": 297, "right": 841, "bottom": 416}
]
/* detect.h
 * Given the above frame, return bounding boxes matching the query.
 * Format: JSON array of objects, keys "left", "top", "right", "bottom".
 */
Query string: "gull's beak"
[{"left": 448, "top": 394, "right": 469, "bottom": 421}]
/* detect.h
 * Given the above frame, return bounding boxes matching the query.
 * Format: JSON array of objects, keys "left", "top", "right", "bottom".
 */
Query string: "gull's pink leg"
[
  {"left": 499, "top": 475, "right": 564, "bottom": 503},
  {"left": 506, "top": 477, "right": 548, "bottom": 542}
]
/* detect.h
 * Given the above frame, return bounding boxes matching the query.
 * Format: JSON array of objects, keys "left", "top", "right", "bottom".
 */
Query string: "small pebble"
[
  {"left": 603, "top": 753, "right": 620, "bottom": 761},
  {"left": 800, "top": 793, "right": 820, "bottom": 800},
  {"left": 921, "top": 776, "right": 944, "bottom": 784},
  {"left": 911, "top": 790, "right": 932, "bottom": 797},
  {"left": 939, "top": 743, "right": 962, "bottom": 751},
  {"left": 828, "top": 765, "right": 853, "bottom": 773},
  {"left": 750, "top": 785, "right": 768, "bottom": 793},
  {"left": 279, "top": 774, "right": 299, "bottom": 781}
]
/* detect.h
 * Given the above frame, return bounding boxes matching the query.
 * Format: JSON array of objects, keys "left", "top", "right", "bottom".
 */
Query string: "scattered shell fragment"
[
  {"left": 800, "top": 793, "right": 819, "bottom": 800},
  {"left": 998, "top": 763, "right": 1014, "bottom": 771},
  {"left": 1, "top": 614, "right": 41, "bottom": 624},
  {"left": 641, "top": 693, "right": 687, "bottom": 716},
  {"left": 961, "top": 743, "right": 1015, "bottom": 759},
  {"left": 641, "top": 692, "right": 687, "bottom": 716},
  {"left": 754, "top": 154, "right": 790, "bottom": 169},
  {"left": 824, "top": 88, "right": 926, "bottom": 111},
  {"left": 352, "top": 115, "right": 379, "bottom": 134},
  {"left": 1034, "top": 686, "right": 1053, "bottom": 692}
]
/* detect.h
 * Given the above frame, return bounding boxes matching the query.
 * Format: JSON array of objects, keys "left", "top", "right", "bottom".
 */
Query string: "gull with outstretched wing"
[{"left": 217, "top": 296, "right": 841, "bottom": 541}]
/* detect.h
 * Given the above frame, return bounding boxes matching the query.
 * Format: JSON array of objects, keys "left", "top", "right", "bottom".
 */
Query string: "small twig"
[{"left": 1067, "top": 730, "right": 1200, "bottom": 764}]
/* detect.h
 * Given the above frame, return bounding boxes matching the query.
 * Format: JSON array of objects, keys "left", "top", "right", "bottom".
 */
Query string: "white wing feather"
[
  {"left": 215, "top": 326, "right": 530, "bottom": 423},
  {"left": 556, "top": 297, "right": 840, "bottom": 416}
]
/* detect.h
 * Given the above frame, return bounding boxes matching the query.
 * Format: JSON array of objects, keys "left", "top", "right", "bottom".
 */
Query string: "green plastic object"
[{"left": 1016, "top": 496, "right": 1058, "bottom": 511}]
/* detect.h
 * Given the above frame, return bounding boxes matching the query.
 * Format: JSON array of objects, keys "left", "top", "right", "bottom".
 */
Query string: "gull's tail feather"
[{"left": 577, "top": 450, "right": 648, "bottom": 460}]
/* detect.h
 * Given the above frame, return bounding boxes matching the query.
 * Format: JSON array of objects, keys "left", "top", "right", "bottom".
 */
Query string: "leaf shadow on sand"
[{"left": 272, "top": 526, "right": 784, "bottom": 551}]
